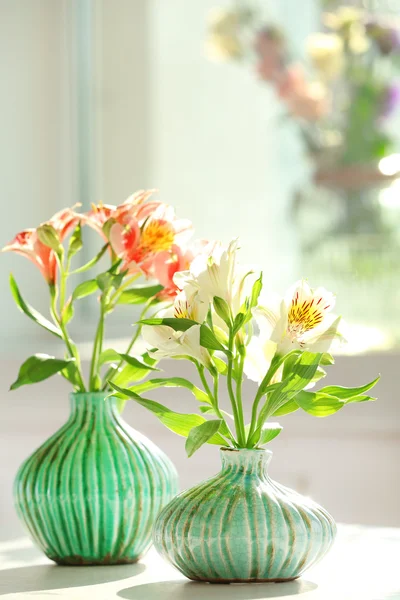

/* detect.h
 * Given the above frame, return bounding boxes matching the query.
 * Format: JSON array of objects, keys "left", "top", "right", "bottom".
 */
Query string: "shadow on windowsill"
[
  {"left": 0, "top": 562, "right": 146, "bottom": 596},
  {"left": 117, "top": 578, "right": 318, "bottom": 600}
]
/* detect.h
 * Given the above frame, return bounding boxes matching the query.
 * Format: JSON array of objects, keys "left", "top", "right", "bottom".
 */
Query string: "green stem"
[
  {"left": 50, "top": 285, "right": 86, "bottom": 392},
  {"left": 89, "top": 294, "right": 106, "bottom": 390},
  {"left": 196, "top": 363, "right": 235, "bottom": 444},
  {"left": 235, "top": 351, "right": 245, "bottom": 440},
  {"left": 247, "top": 350, "right": 300, "bottom": 446},
  {"left": 59, "top": 259, "right": 69, "bottom": 313},
  {"left": 247, "top": 358, "right": 279, "bottom": 445},
  {"left": 108, "top": 274, "right": 141, "bottom": 306},
  {"left": 196, "top": 363, "right": 214, "bottom": 402},
  {"left": 226, "top": 334, "right": 246, "bottom": 447},
  {"left": 102, "top": 298, "right": 153, "bottom": 391}
]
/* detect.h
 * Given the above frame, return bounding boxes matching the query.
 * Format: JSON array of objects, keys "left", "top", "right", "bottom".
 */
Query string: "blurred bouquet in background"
[
  {"left": 206, "top": 2, "right": 400, "bottom": 165},
  {"left": 206, "top": 1, "right": 400, "bottom": 348}
]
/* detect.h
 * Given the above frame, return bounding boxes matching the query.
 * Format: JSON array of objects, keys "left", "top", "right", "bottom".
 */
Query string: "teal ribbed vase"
[
  {"left": 153, "top": 448, "right": 336, "bottom": 583},
  {"left": 14, "top": 393, "right": 178, "bottom": 565}
]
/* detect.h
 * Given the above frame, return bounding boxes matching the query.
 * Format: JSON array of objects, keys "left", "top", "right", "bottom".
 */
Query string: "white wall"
[
  {"left": 0, "top": 0, "right": 76, "bottom": 344},
  {"left": 146, "top": 0, "right": 298, "bottom": 287}
]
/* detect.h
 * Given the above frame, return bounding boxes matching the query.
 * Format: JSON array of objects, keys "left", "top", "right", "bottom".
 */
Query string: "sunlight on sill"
[{"left": 0, "top": 325, "right": 397, "bottom": 361}]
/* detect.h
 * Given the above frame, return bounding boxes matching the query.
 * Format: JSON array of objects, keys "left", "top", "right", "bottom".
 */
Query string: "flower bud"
[{"left": 37, "top": 224, "right": 63, "bottom": 256}]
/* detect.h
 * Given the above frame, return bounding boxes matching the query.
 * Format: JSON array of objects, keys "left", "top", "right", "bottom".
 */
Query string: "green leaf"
[
  {"left": 140, "top": 317, "right": 198, "bottom": 332},
  {"left": 111, "top": 364, "right": 149, "bottom": 386},
  {"left": 118, "top": 285, "right": 164, "bottom": 305},
  {"left": 108, "top": 258, "right": 124, "bottom": 275},
  {"left": 68, "top": 222, "right": 83, "bottom": 260},
  {"left": 60, "top": 361, "right": 82, "bottom": 390},
  {"left": 9, "top": 274, "right": 62, "bottom": 338},
  {"left": 249, "top": 273, "right": 263, "bottom": 309},
  {"left": 213, "top": 356, "right": 228, "bottom": 376},
  {"left": 232, "top": 312, "right": 246, "bottom": 336},
  {"left": 199, "top": 406, "right": 233, "bottom": 420},
  {"left": 185, "top": 420, "right": 223, "bottom": 457},
  {"left": 282, "top": 353, "right": 299, "bottom": 381},
  {"left": 263, "top": 352, "right": 324, "bottom": 418},
  {"left": 62, "top": 299, "right": 74, "bottom": 324},
  {"left": 98, "top": 271, "right": 126, "bottom": 293},
  {"left": 317, "top": 376, "right": 380, "bottom": 401},
  {"left": 212, "top": 325, "right": 229, "bottom": 347},
  {"left": 198, "top": 408, "right": 233, "bottom": 440},
  {"left": 272, "top": 399, "right": 299, "bottom": 417},
  {"left": 294, "top": 391, "right": 344, "bottom": 417},
  {"left": 200, "top": 324, "right": 226, "bottom": 351},
  {"left": 96, "top": 272, "right": 113, "bottom": 292},
  {"left": 247, "top": 421, "right": 283, "bottom": 447},
  {"left": 72, "top": 279, "right": 98, "bottom": 301},
  {"left": 100, "top": 350, "right": 158, "bottom": 387},
  {"left": 99, "top": 349, "right": 158, "bottom": 370},
  {"left": 258, "top": 422, "right": 283, "bottom": 446},
  {"left": 213, "top": 296, "right": 231, "bottom": 326},
  {"left": 109, "top": 383, "right": 229, "bottom": 446},
  {"left": 70, "top": 243, "right": 109, "bottom": 275},
  {"left": 124, "top": 377, "right": 211, "bottom": 404},
  {"left": 95, "top": 260, "right": 127, "bottom": 293},
  {"left": 141, "top": 352, "right": 158, "bottom": 367},
  {"left": 321, "top": 353, "right": 335, "bottom": 366},
  {"left": 10, "top": 354, "right": 75, "bottom": 391},
  {"left": 310, "top": 366, "right": 327, "bottom": 385},
  {"left": 346, "top": 394, "right": 377, "bottom": 404}
]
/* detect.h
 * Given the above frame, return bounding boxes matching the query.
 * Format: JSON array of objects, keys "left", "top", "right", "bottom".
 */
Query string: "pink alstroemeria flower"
[
  {"left": 83, "top": 190, "right": 161, "bottom": 239},
  {"left": 2, "top": 207, "right": 79, "bottom": 284},
  {"left": 83, "top": 204, "right": 116, "bottom": 238},
  {"left": 2, "top": 229, "right": 57, "bottom": 284},
  {"left": 110, "top": 203, "right": 193, "bottom": 276},
  {"left": 49, "top": 207, "right": 80, "bottom": 240},
  {"left": 153, "top": 244, "right": 195, "bottom": 299}
]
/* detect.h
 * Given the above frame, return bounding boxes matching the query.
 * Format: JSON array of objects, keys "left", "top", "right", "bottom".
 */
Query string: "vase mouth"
[
  {"left": 220, "top": 447, "right": 272, "bottom": 456},
  {"left": 69, "top": 391, "right": 111, "bottom": 400}
]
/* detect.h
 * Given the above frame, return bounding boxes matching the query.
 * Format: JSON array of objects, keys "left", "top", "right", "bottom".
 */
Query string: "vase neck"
[
  {"left": 220, "top": 449, "right": 271, "bottom": 477},
  {"left": 69, "top": 392, "right": 118, "bottom": 423}
]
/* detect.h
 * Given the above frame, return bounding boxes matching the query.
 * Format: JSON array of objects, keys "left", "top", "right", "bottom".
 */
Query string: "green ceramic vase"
[
  {"left": 153, "top": 448, "right": 336, "bottom": 583},
  {"left": 14, "top": 392, "right": 178, "bottom": 565}
]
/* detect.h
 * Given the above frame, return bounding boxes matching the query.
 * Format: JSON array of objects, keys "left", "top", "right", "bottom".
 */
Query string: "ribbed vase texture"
[
  {"left": 153, "top": 448, "right": 336, "bottom": 583},
  {"left": 14, "top": 393, "right": 178, "bottom": 565}
]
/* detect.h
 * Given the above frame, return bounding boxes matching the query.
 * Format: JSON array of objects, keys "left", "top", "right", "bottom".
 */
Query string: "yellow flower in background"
[
  {"left": 306, "top": 33, "right": 344, "bottom": 80},
  {"left": 322, "top": 5, "right": 369, "bottom": 56},
  {"left": 348, "top": 23, "right": 370, "bottom": 54},
  {"left": 205, "top": 7, "right": 243, "bottom": 61},
  {"left": 323, "top": 6, "right": 364, "bottom": 30}
]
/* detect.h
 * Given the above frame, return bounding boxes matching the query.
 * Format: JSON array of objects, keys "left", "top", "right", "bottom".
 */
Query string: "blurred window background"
[{"left": 1, "top": 0, "right": 400, "bottom": 536}]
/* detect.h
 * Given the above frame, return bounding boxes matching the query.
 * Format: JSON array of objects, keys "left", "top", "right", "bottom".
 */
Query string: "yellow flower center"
[
  {"left": 288, "top": 293, "right": 330, "bottom": 337},
  {"left": 140, "top": 219, "right": 175, "bottom": 253},
  {"left": 174, "top": 299, "right": 197, "bottom": 321}
]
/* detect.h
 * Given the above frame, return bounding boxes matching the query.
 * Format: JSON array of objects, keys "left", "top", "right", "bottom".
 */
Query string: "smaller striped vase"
[
  {"left": 153, "top": 448, "right": 336, "bottom": 583},
  {"left": 14, "top": 392, "right": 178, "bottom": 565}
]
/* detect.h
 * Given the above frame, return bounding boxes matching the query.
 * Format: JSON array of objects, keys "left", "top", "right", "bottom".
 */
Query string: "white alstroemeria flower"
[
  {"left": 171, "top": 289, "right": 208, "bottom": 324},
  {"left": 142, "top": 323, "right": 210, "bottom": 366},
  {"left": 174, "top": 238, "right": 257, "bottom": 319},
  {"left": 174, "top": 239, "right": 238, "bottom": 303},
  {"left": 245, "top": 280, "right": 345, "bottom": 382},
  {"left": 142, "top": 288, "right": 210, "bottom": 365}
]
